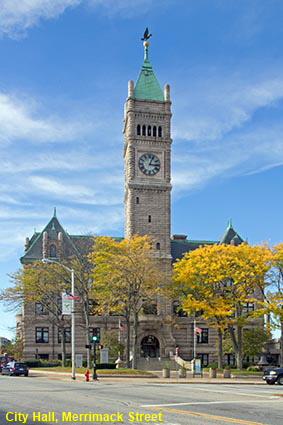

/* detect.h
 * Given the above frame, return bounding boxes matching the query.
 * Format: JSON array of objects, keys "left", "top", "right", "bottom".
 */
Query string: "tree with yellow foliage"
[
  {"left": 89, "top": 235, "right": 164, "bottom": 368},
  {"left": 172, "top": 243, "right": 272, "bottom": 369},
  {"left": 255, "top": 243, "right": 283, "bottom": 366}
]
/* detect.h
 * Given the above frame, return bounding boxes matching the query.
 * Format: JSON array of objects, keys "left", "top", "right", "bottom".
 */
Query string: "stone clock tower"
[
  {"left": 123, "top": 37, "right": 176, "bottom": 360},
  {"left": 124, "top": 39, "right": 172, "bottom": 263}
]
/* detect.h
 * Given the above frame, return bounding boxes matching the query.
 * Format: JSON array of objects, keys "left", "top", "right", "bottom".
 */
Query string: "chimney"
[{"left": 171, "top": 234, "right": 187, "bottom": 240}]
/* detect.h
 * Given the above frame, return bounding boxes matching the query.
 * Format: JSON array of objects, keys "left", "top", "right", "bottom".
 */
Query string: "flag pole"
[
  {"left": 116, "top": 318, "right": 122, "bottom": 367},
  {"left": 193, "top": 318, "right": 196, "bottom": 359}
]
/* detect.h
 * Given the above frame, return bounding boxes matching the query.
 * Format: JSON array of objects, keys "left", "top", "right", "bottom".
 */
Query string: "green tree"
[
  {"left": 172, "top": 243, "right": 272, "bottom": 369},
  {"left": 100, "top": 329, "right": 124, "bottom": 359},
  {"left": 89, "top": 235, "right": 165, "bottom": 369},
  {"left": 3, "top": 337, "right": 23, "bottom": 360},
  {"left": 1, "top": 262, "right": 71, "bottom": 365},
  {"left": 223, "top": 327, "right": 271, "bottom": 361},
  {"left": 66, "top": 253, "right": 95, "bottom": 369},
  {"left": 255, "top": 243, "right": 283, "bottom": 366}
]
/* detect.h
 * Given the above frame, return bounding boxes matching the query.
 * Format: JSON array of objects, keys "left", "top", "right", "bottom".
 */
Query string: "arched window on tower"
[
  {"left": 156, "top": 242, "right": 160, "bottom": 250},
  {"left": 50, "top": 244, "right": 57, "bottom": 258},
  {"left": 158, "top": 126, "right": 162, "bottom": 137},
  {"left": 153, "top": 126, "right": 157, "bottom": 137},
  {"left": 148, "top": 125, "right": 151, "bottom": 136},
  {"left": 137, "top": 124, "right": 141, "bottom": 135},
  {"left": 142, "top": 125, "right": 146, "bottom": 136}
]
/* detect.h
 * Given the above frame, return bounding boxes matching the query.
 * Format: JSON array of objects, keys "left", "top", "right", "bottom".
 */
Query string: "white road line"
[
  {"left": 142, "top": 399, "right": 282, "bottom": 407},
  {"left": 160, "top": 386, "right": 279, "bottom": 398}
]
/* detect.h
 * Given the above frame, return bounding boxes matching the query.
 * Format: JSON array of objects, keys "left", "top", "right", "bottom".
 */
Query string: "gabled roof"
[
  {"left": 134, "top": 43, "right": 164, "bottom": 102},
  {"left": 170, "top": 221, "right": 245, "bottom": 262},
  {"left": 219, "top": 219, "right": 244, "bottom": 245},
  {"left": 20, "top": 210, "right": 83, "bottom": 264}
]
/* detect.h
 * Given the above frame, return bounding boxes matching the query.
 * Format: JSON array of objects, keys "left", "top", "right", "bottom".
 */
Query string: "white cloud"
[
  {"left": 173, "top": 76, "right": 283, "bottom": 143},
  {"left": 171, "top": 73, "right": 283, "bottom": 193},
  {"left": 0, "top": 149, "right": 121, "bottom": 173},
  {"left": 28, "top": 175, "right": 122, "bottom": 206},
  {"left": 0, "top": 93, "right": 91, "bottom": 145},
  {"left": 0, "top": 0, "right": 161, "bottom": 37},
  {"left": 0, "top": 204, "right": 124, "bottom": 263},
  {"left": 0, "top": 0, "right": 81, "bottom": 37}
]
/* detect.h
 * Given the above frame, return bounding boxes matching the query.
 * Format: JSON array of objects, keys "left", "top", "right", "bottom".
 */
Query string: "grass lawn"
[
  {"left": 230, "top": 370, "right": 263, "bottom": 376},
  {"left": 33, "top": 367, "right": 155, "bottom": 375}
]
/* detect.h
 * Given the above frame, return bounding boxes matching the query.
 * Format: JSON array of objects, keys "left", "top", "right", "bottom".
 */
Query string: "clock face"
[{"left": 139, "top": 153, "right": 160, "bottom": 175}]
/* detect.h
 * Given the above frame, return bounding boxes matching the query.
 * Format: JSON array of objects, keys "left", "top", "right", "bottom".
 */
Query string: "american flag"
[{"left": 194, "top": 327, "right": 202, "bottom": 335}]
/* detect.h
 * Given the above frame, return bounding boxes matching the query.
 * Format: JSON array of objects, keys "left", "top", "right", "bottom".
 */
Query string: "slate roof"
[
  {"left": 20, "top": 211, "right": 88, "bottom": 264},
  {"left": 20, "top": 212, "right": 245, "bottom": 265},
  {"left": 219, "top": 219, "right": 244, "bottom": 245},
  {"left": 170, "top": 239, "right": 218, "bottom": 263}
]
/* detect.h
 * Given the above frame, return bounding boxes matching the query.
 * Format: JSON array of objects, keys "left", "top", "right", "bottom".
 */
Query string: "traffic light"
[{"left": 91, "top": 327, "right": 100, "bottom": 343}]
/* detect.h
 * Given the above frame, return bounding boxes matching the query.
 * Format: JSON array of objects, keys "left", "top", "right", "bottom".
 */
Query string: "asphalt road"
[{"left": 1, "top": 375, "right": 283, "bottom": 425}]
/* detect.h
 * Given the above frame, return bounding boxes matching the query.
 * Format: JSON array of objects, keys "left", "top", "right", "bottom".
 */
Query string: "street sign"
[{"left": 62, "top": 292, "right": 72, "bottom": 315}]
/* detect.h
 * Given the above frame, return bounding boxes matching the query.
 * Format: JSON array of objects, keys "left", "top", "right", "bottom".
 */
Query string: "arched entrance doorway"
[{"left": 141, "top": 335, "right": 160, "bottom": 358}]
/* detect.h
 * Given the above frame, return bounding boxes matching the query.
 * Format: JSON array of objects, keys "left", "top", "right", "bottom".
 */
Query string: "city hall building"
[{"left": 17, "top": 40, "right": 249, "bottom": 368}]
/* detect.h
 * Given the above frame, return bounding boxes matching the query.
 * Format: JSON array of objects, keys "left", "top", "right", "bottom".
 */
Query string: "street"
[{"left": 1, "top": 375, "right": 283, "bottom": 425}]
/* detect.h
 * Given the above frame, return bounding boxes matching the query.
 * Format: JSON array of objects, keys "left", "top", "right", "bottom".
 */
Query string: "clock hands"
[{"left": 149, "top": 157, "right": 159, "bottom": 167}]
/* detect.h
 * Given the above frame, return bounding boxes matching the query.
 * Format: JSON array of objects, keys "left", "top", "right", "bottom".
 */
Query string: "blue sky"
[{"left": 1, "top": 0, "right": 283, "bottom": 339}]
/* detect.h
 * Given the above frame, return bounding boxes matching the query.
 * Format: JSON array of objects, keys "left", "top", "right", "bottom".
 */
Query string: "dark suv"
[
  {"left": 1, "top": 362, "right": 29, "bottom": 376},
  {"left": 262, "top": 367, "right": 283, "bottom": 385}
]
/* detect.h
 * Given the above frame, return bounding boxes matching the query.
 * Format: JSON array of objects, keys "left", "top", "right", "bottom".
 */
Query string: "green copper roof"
[{"left": 134, "top": 44, "right": 164, "bottom": 101}]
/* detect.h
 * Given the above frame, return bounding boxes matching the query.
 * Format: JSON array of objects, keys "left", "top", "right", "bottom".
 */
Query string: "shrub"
[
  {"left": 24, "top": 359, "right": 61, "bottom": 368},
  {"left": 96, "top": 363, "right": 116, "bottom": 369}
]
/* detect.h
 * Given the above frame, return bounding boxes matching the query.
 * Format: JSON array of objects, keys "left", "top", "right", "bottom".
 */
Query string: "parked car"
[
  {"left": 1, "top": 361, "right": 29, "bottom": 376},
  {"left": 0, "top": 356, "right": 16, "bottom": 372},
  {"left": 262, "top": 367, "right": 283, "bottom": 385}
]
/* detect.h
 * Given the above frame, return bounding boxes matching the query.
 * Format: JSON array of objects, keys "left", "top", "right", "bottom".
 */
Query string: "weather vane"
[
  {"left": 141, "top": 27, "right": 152, "bottom": 42},
  {"left": 141, "top": 28, "right": 152, "bottom": 62}
]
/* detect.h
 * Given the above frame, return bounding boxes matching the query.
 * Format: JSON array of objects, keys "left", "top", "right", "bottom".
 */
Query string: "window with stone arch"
[
  {"left": 153, "top": 126, "right": 157, "bottom": 137},
  {"left": 50, "top": 244, "right": 57, "bottom": 258},
  {"left": 142, "top": 125, "right": 146, "bottom": 136},
  {"left": 148, "top": 125, "right": 151, "bottom": 136},
  {"left": 158, "top": 126, "right": 162, "bottom": 137},
  {"left": 137, "top": 124, "right": 141, "bottom": 135}
]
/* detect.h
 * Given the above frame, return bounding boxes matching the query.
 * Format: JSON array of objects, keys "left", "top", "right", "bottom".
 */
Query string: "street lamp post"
[{"left": 42, "top": 258, "right": 76, "bottom": 380}]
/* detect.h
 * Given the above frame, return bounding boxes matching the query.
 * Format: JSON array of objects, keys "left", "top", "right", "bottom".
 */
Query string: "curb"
[{"left": 29, "top": 370, "right": 265, "bottom": 384}]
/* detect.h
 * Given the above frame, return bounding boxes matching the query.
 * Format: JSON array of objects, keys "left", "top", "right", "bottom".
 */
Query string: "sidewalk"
[{"left": 30, "top": 369, "right": 265, "bottom": 385}]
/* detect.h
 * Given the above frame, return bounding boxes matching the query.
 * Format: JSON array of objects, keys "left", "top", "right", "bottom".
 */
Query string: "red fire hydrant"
[{"left": 85, "top": 369, "right": 90, "bottom": 382}]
